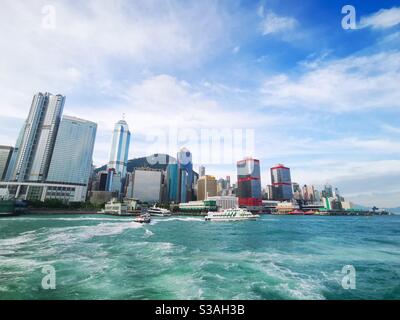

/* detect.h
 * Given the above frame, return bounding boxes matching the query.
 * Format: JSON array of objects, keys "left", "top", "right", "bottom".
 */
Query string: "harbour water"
[{"left": 0, "top": 214, "right": 399, "bottom": 300}]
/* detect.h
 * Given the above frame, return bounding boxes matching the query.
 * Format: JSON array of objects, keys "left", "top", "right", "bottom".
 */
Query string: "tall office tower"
[
  {"left": 108, "top": 119, "right": 131, "bottom": 178},
  {"left": 237, "top": 158, "right": 262, "bottom": 207},
  {"left": 166, "top": 162, "right": 179, "bottom": 202},
  {"left": 267, "top": 184, "right": 273, "bottom": 200},
  {"left": 0, "top": 146, "right": 13, "bottom": 181},
  {"left": 199, "top": 165, "right": 206, "bottom": 177},
  {"left": 47, "top": 116, "right": 97, "bottom": 186},
  {"left": 322, "top": 184, "right": 333, "bottom": 198},
  {"left": 96, "top": 171, "right": 108, "bottom": 191},
  {"left": 314, "top": 189, "right": 321, "bottom": 202},
  {"left": 270, "top": 164, "right": 293, "bottom": 201},
  {"left": 177, "top": 147, "right": 193, "bottom": 203},
  {"left": 302, "top": 184, "right": 315, "bottom": 202},
  {"left": 9, "top": 93, "right": 65, "bottom": 182},
  {"left": 197, "top": 175, "right": 217, "bottom": 200},
  {"left": 226, "top": 176, "right": 231, "bottom": 188},
  {"left": 292, "top": 182, "right": 302, "bottom": 200}
]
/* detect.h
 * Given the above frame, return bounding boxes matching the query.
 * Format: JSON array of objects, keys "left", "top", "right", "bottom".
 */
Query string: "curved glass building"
[{"left": 108, "top": 119, "right": 131, "bottom": 178}]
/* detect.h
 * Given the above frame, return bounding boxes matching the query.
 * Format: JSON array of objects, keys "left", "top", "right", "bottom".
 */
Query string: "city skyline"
[{"left": 0, "top": 1, "right": 399, "bottom": 207}]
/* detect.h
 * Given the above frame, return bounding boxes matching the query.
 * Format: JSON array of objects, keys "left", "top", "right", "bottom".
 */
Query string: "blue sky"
[{"left": 0, "top": 0, "right": 399, "bottom": 207}]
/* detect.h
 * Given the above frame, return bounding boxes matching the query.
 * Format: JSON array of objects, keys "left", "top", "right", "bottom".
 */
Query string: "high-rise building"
[
  {"left": 9, "top": 92, "right": 65, "bottom": 182},
  {"left": 237, "top": 158, "right": 262, "bottom": 207},
  {"left": 322, "top": 184, "right": 333, "bottom": 198},
  {"left": 47, "top": 116, "right": 97, "bottom": 186},
  {"left": 270, "top": 164, "right": 293, "bottom": 201},
  {"left": 292, "top": 182, "right": 302, "bottom": 200},
  {"left": 0, "top": 93, "right": 97, "bottom": 203},
  {"left": 226, "top": 176, "right": 231, "bottom": 188},
  {"left": 302, "top": 184, "right": 315, "bottom": 202},
  {"left": 0, "top": 146, "right": 13, "bottom": 181},
  {"left": 197, "top": 175, "right": 217, "bottom": 200},
  {"left": 199, "top": 165, "right": 206, "bottom": 177},
  {"left": 108, "top": 119, "right": 131, "bottom": 178},
  {"left": 177, "top": 147, "right": 193, "bottom": 203},
  {"left": 4, "top": 123, "right": 26, "bottom": 181},
  {"left": 166, "top": 162, "right": 179, "bottom": 202}
]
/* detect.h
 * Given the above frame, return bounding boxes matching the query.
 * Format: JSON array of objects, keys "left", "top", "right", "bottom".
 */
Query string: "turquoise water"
[{"left": 0, "top": 214, "right": 399, "bottom": 300}]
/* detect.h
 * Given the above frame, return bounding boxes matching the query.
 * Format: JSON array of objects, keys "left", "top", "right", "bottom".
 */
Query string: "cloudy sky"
[{"left": 0, "top": 0, "right": 399, "bottom": 208}]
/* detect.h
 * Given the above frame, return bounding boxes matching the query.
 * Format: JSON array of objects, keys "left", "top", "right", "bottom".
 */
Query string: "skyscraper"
[
  {"left": 270, "top": 164, "right": 293, "bottom": 201},
  {"left": 197, "top": 175, "right": 217, "bottom": 200},
  {"left": 46, "top": 116, "right": 97, "bottom": 186},
  {"left": 9, "top": 92, "right": 65, "bottom": 182},
  {"left": 0, "top": 146, "right": 13, "bottom": 181},
  {"left": 167, "top": 162, "right": 179, "bottom": 202},
  {"left": 177, "top": 147, "right": 193, "bottom": 203},
  {"left": 237, "top": 158, "right": 262, "bottom": 207},
  {"left": 108, "top": 119, "right": 131, "bottom": 178}
]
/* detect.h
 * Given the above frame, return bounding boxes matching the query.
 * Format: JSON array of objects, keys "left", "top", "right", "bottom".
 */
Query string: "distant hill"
[{"left": 95, "top": 154, "right": 176, "bottom": 173}]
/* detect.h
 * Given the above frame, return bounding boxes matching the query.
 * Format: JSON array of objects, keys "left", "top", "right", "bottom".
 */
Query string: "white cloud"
[
  {"left": 359, "top": 7, "right": 400, "bottom": 29},
  {"left": 0, "top": 0, "right": 233, "bottom": 117},
  {"left": 260, "top": 51, "right": 400, "bottom": 112},
  {"left": 259, "top": 10, "right": 298, "bottom": 35}
]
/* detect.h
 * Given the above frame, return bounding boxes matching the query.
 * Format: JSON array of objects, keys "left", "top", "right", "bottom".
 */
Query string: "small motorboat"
[{"left": 134, "top": 213, "right": 151, "bottom": 224}]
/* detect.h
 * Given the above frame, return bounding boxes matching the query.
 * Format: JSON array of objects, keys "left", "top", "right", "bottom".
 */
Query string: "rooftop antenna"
[{"left": 122, "top": 113, "right": 126, "bottom": 120}]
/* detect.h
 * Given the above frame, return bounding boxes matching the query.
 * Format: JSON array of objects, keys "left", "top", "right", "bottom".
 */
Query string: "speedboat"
[
  {"left": 147, "top": 205, "right": 172, "bottom": 217},
  {"left": 205, "top": 208, "right": 259, "bottom": 222},
  {"left": 134, "top": 213, "right": 151, "bottom": 224}
]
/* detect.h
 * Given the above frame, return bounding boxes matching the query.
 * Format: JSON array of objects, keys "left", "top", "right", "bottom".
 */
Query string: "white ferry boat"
[
  {"left": 205, "top": 208, "right": 260, "bottom": 222},
  {"left": 147, "top": 205, "right": 172, "bottom": 217}
]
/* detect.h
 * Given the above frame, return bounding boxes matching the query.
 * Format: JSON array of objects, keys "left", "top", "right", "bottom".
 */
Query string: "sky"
[{"left": 0, "top": 0, "right": 399, "bottom": 208}]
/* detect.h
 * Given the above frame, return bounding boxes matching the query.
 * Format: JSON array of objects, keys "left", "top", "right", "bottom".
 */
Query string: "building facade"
[
  {"left": 177, "top": 147, "right": 193, "bottom": 203},
  {"left": 197, "top": 175, "right": 217, "bottom": 200},
  {"left": 131, "top": 168, "right": 163, "bottom": 203},
  {"left": 166, "top": 163, "right": 179, "bottom": 202},
  {"left": 0, "top": 146, "right": 13, "bottom": 181},
  {"left": 47, "top": 116, "right": 97, "bottom": 186},
  {"left": 270, "top": 164, "right": 293, "bottom": 201},
  {"left": 207, "top": 196, "right": 238, "bottom": 210}
]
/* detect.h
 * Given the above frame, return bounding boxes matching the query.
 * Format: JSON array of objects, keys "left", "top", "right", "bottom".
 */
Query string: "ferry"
[
  {"left": 147, "top": 205, "right": 172, "bottom": 217},
  {"left": 134, "top": 213, "right": 151, "bottom": 224},
  {"left": 205, "top": 208, "right": 260, "bottom": 222}
]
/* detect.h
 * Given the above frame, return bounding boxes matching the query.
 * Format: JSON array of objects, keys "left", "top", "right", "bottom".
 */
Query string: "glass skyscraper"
[
  {"left": 9, "top": 92, "right": 65, "bottom": 182},
  {"left": 177, "top": 147, "right": 193, "bottom": 203},
  {"left": 270, "top": 164, "right": 293, "bottom": 201},
  {"left": 237, "top": 158, "right": 262, "bottom": 207},
  {"left": 108, "top": 119, "right": 131, "bottom": 178},
  {"left": 47, "top": 116, "right": 97, "bottom": 185},
  {"left": 167, "top": 162, "right": 179, "bottom": 202}
]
